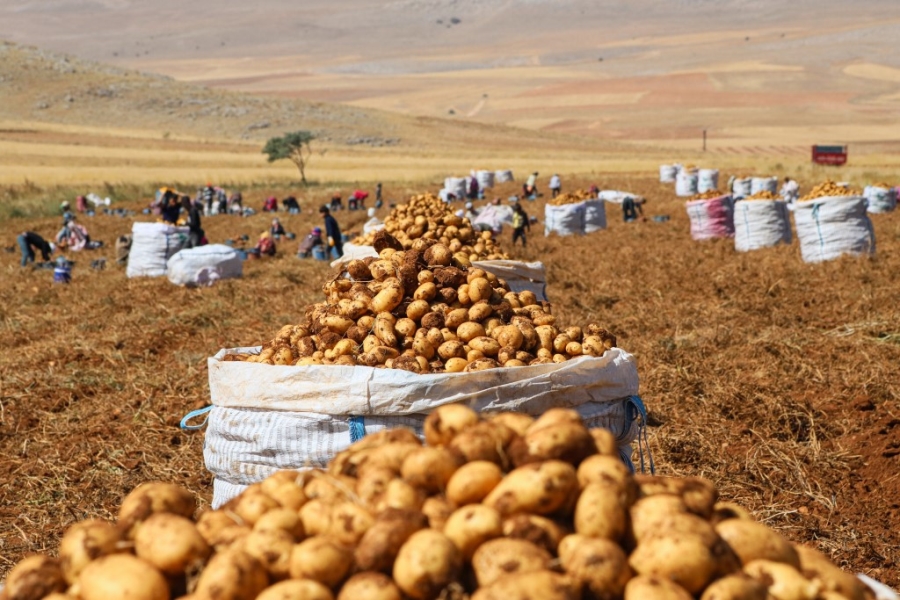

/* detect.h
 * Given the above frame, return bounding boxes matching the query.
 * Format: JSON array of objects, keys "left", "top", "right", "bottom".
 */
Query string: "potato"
[
  {"left": 635, "top": 475, "right": 718, "bottom": 518},
  {"left": 744, "top": 560, "right": 821, "bottom": 600},
  {"left": 472, "top": 538, "right": 553, "bottom": 586},
  {"left": 624, "top": 575, "right": 693, "bottom": 600},
  {"left": 445, "top": 308, "right": 470, "bottom": 329},
  {"left": 465, "top": 357, "right": 501, "bottom": 371},
  {"left": 468, "top": 302, "right": 494, "bottom": 323},
  {"left": 401, "top": 447, "right": 462, "bottom": 493},
  {"left": 338, "top": 573, "right": 403, "bottom": 600},
  {"left": 437, "top": 340, "right": 466, "bottom": 360},
  {"left": 449, "top": 422, "right": 511, "bottom": 465},
  {"left": 628, "top": 534, "right": 719, "bottom": 594},
  {"left": 558, "top": 534, "right": 631, "bottom": 600},
  {"left": 510, "top": 420, "right": 595, "bottom": 466},
  {"left": 407, "top": 299, "right": 431, "bottom": 322},
  {"left": 372, "top": 283, "right": 404, "bottom": 313},
  {"left": 445, "top": 357, "right": 468, "bottom": 372},
  {"left": 469, "top": 336, "right": 501, "bottom": 356},
  {"left": 445, "top": 461, "right": 503, "bottom": 506},
  {"left": 260, "top": 474, "right": 308, "bottom": 511},
  {"left": 326, "top": 501, "right": 375, "bottom": 546},
  {"left": 300, "top": 499, "right": 334, "bottom": 537},
  {"left": 356, "top": 443, "right": 421, "bottom": 477},
  {"left": 227, "top": 485, "right": 281, "bottom": 526},
  {"left": 355, "top": 508, "right": 429, "bottom": 572},
  {"left": 715, "top": 518, "right": 800, "bottom": 568},
  {"left": 194, "top": 548, "right": 269, "bottom": 600},
  {"left": 78, "top": 554, "right": 168, "bottom": 600},
  {"left": 632, "top": 509, "right": 720, "bottom": 548},
  {"left": 424, "top": 404, "right": 479, "bottom": 447},
  {"left": 470, "top": 570, "right": 581, "bottom": 600},
  {"left": 4, "top": 555, "right": 67, "bottom": 600},
  {"left": 238, "top": 528, "right": 295, "bottom": 580},
  {"left": 700, "top": 574, "right": 769, "bottom": 600},
  {"left": 59, "top": 519, "right": 122, "bottom": 584},
  {"left": 590, "top": 428, "right": 618, "bottom": 457},
  {"left": 502, "top": 514, "right": 567, "bottom": 555},
  {"left": 393, "top": 530, "right": 462, "bottom": 600},
  {"left": 577, "top": 454, "right": 633, "bottom": 491},
  {"left": 444, "top": 505, "right": 503, "bottom": 560},
  {"left": 487, "top": 412, "right": 534, "bottom": 437},
  {"left": 254, "top": 508, "right": 305, "bottom": 540},
  {"left": 196, "top": 510, "right": 249, "bottom": 549},
  {"left": 118, "top": 482, "right": 196, "bottom": 536},
  {"left": 484, "top": 460, "right": 578, "bottom": 516},
  {"left": 710, "top": 502, "right": 753, "bottom": 524},
  {"left": 493, "top": 325, "right": 524, "bottom": 351},
  {"left": 457, "top": 321, "right": 486, "bottom": 343},
  {"left": 376, "top": 478, "right": 426, "bottom": 512},
  {"left": 574, "top": 482, "right": 630, "bottom": 541},
  {"left": 289, "top": 537, "right": 354, "bottom": 588},
  {"left": 257, "top": 579, "right": 335, "bottom": 600},
  {"left": 134, "top": 513, "right": 211, "bottom": 575},
  {"left": 794, "top": 545, "right": 869, "bottom": 600},
  {"left": 422, "top": 496, "right": 455, "bottom": 530}
]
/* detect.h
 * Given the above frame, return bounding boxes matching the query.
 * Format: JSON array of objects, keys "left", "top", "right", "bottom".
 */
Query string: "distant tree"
[{"left": 262, "top": 131, "right": 315, "bottom": 185}]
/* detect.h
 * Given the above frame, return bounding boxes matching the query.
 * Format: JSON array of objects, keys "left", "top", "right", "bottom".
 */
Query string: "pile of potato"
[
  {"left": 800, "top": 181, "right": 860, "bottom": 201},
  {"left": 352, "top": 194, "right": 508, "bottom": 261},
  {"left": 870, "top": 182, "right": 892, "bottom": 190},
  {"left": 1, "top": 407, "right": 872, "bottom": 600},
  {"left": 225, "top": 231, "right": 615, "bottom": 373},
  {"left": 743, "top": 190, "right": 781, "bottom": 201},
  {"left": 689, "top": 190, "right": 726, "bottom": 201},
  {"left": 548, "top": 190, "right": 595, "bottom": 206}
]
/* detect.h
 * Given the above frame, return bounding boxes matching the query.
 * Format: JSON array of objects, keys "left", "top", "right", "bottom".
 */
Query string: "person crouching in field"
[
  {"left": 182, "top": 196, "right": 205, "bottom": 248},
  {"left": 297, "top": 227, "right": 325, "bottom": 259},
  {"left": 18, "top": 231, "right": 54, "bottom": 267},
  {"left": 512, "top": 201, "right": 530, "bottom": 246},
  {"left": 256, "top": 231, "right": 276, "bottom": 257}
]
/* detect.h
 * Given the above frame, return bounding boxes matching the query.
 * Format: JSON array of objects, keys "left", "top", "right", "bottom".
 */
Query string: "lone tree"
[{"left": 262, "top": 130, "right": 315, "bottom": 185}]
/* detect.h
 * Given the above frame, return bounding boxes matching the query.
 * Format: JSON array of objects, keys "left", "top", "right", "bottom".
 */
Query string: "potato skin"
[
  {"left": 355, "top": 508, "right": 428, "bottom": 573},
  {"left": 714, "top": 518, "right": 800, "bottom": 568},
  {"left": 78, "top": 554, "right": 170, "bottom": 600},
  {"left": 484, "top": 460, "right": 578, "bottom": 516},
  {"left": 502, "top": 514, "right": 567, "bottom": 555},
  {"left": 471, "top": 538, "right": 552, "bottom": 587},
  {"left": 443, "top": 505, "right": 503, "bottom": 560},
  {"left": 424, "top": 404, "right": 478, "bottom": 447},
  {"left": 574, "top": 482, "right": 630, "bottom": 542},
  {"left": 558, "top": 534, "right": 632, "bottom": 600},
  {"left": 134, "top": 513, "right": 211, "bottom": 575},
  {"left": 794, "top": 545, "right": 869, "bottom": 600},
  {"left": 401, "top": 447, "right": 462, "bottom": 493},
  {"left": 628, "top": 535, "right": 719, "bottom": 595},
  {"left": 470, "top": 570, "right": 582, "bottom": 600},
  {"left": 393, "top": 530, "right": 462, "bottom": 600},
  {"left": 290, "top": 537, "right": 354, "bottom": 588},
  {"left": 445, "top": 461, "right": 503, "bottom": 506},
  {"left": 257, "top": 579, "right": 335, "bottom": 600},
  {"left": 337, "top": 572, "right": 403, "bottom": 600},
  {"left": 58, "top": 519, "right": 122, "bottom": 584},
  {"left": 624, "top": 575, "right": 693, "bottom": 600},
  {"left": 117, "top": 482, "right": 196, "bottom": 536},
  {"left": 5, "top": 555, "right": 67, "bottom": 600},
  {"left": 699, "top": 574, "right": 768, "bottom": 600}
]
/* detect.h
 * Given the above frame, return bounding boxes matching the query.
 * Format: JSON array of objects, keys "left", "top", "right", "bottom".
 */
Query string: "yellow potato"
[
  {"left": 484, "top": 460, "right": 578, "bottom": 516},
  {"left": 195, "top": 548, "right": 269, "bottom": 600},
  {"left": 743, "top": 560, "right": 821, "bottom": 600},
  {"left": 59, "top": 519, "right": 122, "bottom": 584},
  {"left": 445, "top": 461, "right": 503, "bottom": 506},
  {"left": 299, "top": 499, "right": 334, "bottom": 537},
  {"left": 423, "top": 404, "right": 479, "bottom": 446},
  {"left": 4, "top": 555, "right": 67, "bottom": 600},
  {"left": 196, "top": 510, "right": 249, "bottom": 549},
  {"left": 628, "top": 534, "right": 719, "bottom": 594},
  {"left": 375, "top": 478, "right": 426, "bottom": 513},
  {"left": 78, "top": 554, "right": 169, "bottom": 600},
  {"left": 471, "top": 538, "right": 552, "bottom": 586},
  {"left": 393, "top": 530, "right": 462, "bottom": 600},
  {"left": 794, "top": 545, "right": 869, "bottom": 600},
  {"left": 253, "top": 507, "right": 305, "bottom": 540},
  {"left": 337, "top": 572, "right": 403, "bottom": 600},
  {"left": 289, "top": 537, "right": 354, "bottom": 588},
  {"left": 502, "top": 514, "right": 567, "bottom": 555},
  {"left": 326, "top": 501, "right": 375, "bottom": 546},
  {"left": 226, "top": 485, "right": 281, "bottom": 526},
  {"left": 511, "top": 420, "right": 595, "bottom": 466},
  {"left": 624, "top": 575, "right": 693, "bottom": 600},
  {"left": 422, "top": 496, "right": 455, "bottom": 531},
  {"left": 443, "top": 504, "right": 503, "bottom": 560},
  {"left": 574, "top": 482, "right": 630, "bottom": 541},
  {"left": 558, "top": 534, "right": 632, "bottom": 600},
  {"left": 401, "top": 447, "right": 462, "bottom": 493},
  {"left": 134, "top": 513, "right": 211, "bottom": 575},
  {"left": 700, "top": 574, "right": 769, "bottom": 600},
  {"left": 457, "top": 321, "right": 486, "bottom": 343},
  {"left": 257, "top": 579, "right": 335, "bottom": 600},
  {"left": 355, "top": 508, "right": 428, "bottom": 572},
  {"left": 715, "top": 518, "right": 800, "bottom": 568},
  {"left": 117, "top": 482, "right": 196, "bottom": 536},
  {"left": 241, "top": 528, "right": 295, "bottom": 580}
]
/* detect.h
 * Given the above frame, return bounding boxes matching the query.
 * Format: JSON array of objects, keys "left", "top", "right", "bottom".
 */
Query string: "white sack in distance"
[
  {"left": 793, "top": 195, "right": 875, "bottom": 263},
  {"left": 494, "top": 169, "right": 514, "bottom": 183},
  {"left": 750, "top": 176, "right": 778, "bottom": 196},
  {"left": 676, "top": 171, "right": 699, "bottom": 197},
  {"left": 698, "top": 169, "right": 720, "bottom": 194},
  {"left": 166, "top": 244, "right": 243, "bottom": 287},
  {"left": 864, "top": 185, "right": 897, "bottom": 214},
  {"left": 659, "top": 165, "right": 677, "bottom": 183},
  {"left": 731, "top": 178, "right": 752, "bottom": 198},
  {"left": 545, "top": 201, "right": 587, "bottom": 236},
  {"left": 686, "top": 195, "right": 735, "bottom": 241},
  {"left": 733, "top": 200, "right": 792, "bottom": 252},
  {"left": 126, "top": 222, "right": 189, "bottom": 278}
]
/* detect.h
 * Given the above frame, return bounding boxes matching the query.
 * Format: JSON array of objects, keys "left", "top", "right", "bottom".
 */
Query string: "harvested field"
[{"left": 1, "top": 175, "right": 898, "bottom": 586}]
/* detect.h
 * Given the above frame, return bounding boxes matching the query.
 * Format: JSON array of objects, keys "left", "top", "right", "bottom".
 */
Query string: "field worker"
[
  {"left": 60, "top": 200, "right": 71, "bottom": 214},
  {"left": 17, "top": 231, "right": 54, "bottom": 267},
  {"left": 55, "top": 215, "right": 92, "bottom": 251},
  {"left": 330, "top": 193, "right": 343, "bottom": 212},
  {"left": 215, "top": 188, "right": 228, "bottom": 214},
  {"left": 549, "top": 174, "right": 561, "bottom": 198},
  {"left": 161, "top": 192, "right": 181, "bottom": 225},
  {"left": 781, "top": 177, "right": 799, "bottom": 203},
  {"left": 622, "top": 195, "right": 645, "bottom": 222},
  {"left": 320, "top": 205, "right": 344, "bottom": 259},
  {"left": 199, "top": 183, "right": 216, "bottom": 215},
  {"left": 297, "top": 227, "right": 325, "bottom": 258},
  {"left": 256, "top": 231, "right": 276, "bottom": 257},
  {"left": 262, "top": 196, "right": 278, "bottom": 212},
  {"left": 363, "top": 207, "right": 384, "bottom": 235},
  {"left": 282, "top": 195, "right": 300, "bottom": 214},
  {"left": 228, "top": 191, "right": 243, "bottom": 214},
  {"left": 464, "top": 201, "right": 478, "bottom": 222},
  {"left": 467, "top": 177, "right": 479, "bottom": 201},
  {"left": 524, "top": 171, "right": 539, "bottom": 199},
  {"left": 76, "top": 195, "right": 88, "bottom": 213},
  {"left": 511, "top": 201, "right": 531, "bottom": 246},
  {"left": 182, "top": 196, "right": 204, "bottom": 248},
  {"left": 270, "top": 217, "right": 286, "bottom": 239},
  {"left": 376, "top": 182, "right": 383, "bottom": 204}
]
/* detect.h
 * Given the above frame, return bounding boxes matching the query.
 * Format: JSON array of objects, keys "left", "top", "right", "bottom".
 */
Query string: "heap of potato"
[
  {"left": 1, "top": 407, "right": 872, "bottom": 600},
  {"left": 742, "top": 190, "right": 781, "bottom": 201},
  {"left": 548, "top": 190, "right": 595, "bottom": 206},
  {"left": 225, "top": 232, "right": 615, "bottom": 373},
  {"left": 351, "top": 194, "right": 508, "bottom": 261},
  {"left": 870, "top": 182, "right": 892, "bottom": 190},
  {"left": 799, "top": 181, "right": 860, "bottom": 201},
  {"left": 689, "top": 190, "right": 727, "bottom": 201}
]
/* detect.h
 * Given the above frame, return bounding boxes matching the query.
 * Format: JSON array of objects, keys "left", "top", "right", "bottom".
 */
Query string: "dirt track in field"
[{"left": 1, "top": 175, "right": 898, "bottom": 583}]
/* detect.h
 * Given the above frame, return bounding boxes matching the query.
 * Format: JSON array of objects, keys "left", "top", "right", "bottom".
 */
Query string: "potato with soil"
[
  {"left": 509, "top": 418, "right": 596, "bottom": 466},
  {"left": 58, "top": 519, "right": 123, "bottom": 584},
  {"left": 424, "top": 404, "right": 479, "bottom": 446},
  {"left": 558, "top": 534, "right": 632, "bottom": 600},
  {"left": 240, "top": 528, "right": 295, "bottom": 580},
  {"left": 445, "top": 460, "right": 503, "bottom": 506},
  {"left": 134, "top": 513, "right": 211, "bottom": 575},
  {"left": 484, "top": 460, "right": 578, "bottom": 516},
  {"left": 472, "top": 538, "right": 553, "bottom": 586},
  {"left": 471, "top": 570, "right": 582, "bottom": 600},
  {"left": 794, "top": 545, "right": 870, "bottom": 600},
  {"left": 628, "top": 534, "right": 720, "bottom": 595},
  {"left": 624, "top": 575, "right": 693, "bottom": 600},
  {"left": 355, "top": 508, "right": 429, "bottom": 572},
  {"left": 4, "top": 555, "right": 67, "bottom": 600},
  {"left": 700, "top": 574, "right": 769, "bottom": 600},
  {"left": 443, "top": 504, "right": 503, "bottom": 560},
  {"left": 194, "top": 548, "right": 269, "bottom": 600},
  {"left": 574, "top": 481, "right": 630, "bottom": 542},
  {"left": 78, "top": 554, "right": 169, "bottom": 600},
  {"left": 337, "top": 572, "right": 403, "bottom": 600},
  {"left": 714, "top": 518, "right": 800, "bottom": 568},
  {"left": 253, "top": 507, "right": 305, "bottom": 539},
  {"left": 393, "top": 529, "right": 462, "bottom": 600},
  {"left": 326, "top": 501, "right": 375, "bottom": 546},
  {"left": 117, "top": 482, "right": 196, "bottom": 536},
  {"left": 502, "top": 514, "right": 567, "bottom": 555},
  {"left": 743, "top": 559, "right": 821, "bottom": 600},
  {"left": 290, "top": 537, "right": 354, "bottom": 588},
  {"left": 257, "top": 579, "right": 335, "bottom": 600},
  {"left": 401, "top": 447, "right": 462, "bottom": 493}
]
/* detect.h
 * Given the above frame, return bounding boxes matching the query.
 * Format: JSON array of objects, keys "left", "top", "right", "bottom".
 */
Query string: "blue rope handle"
[
  {"left": 349, "top": 416, "right": 367, "bottom": 443},
  {"left": 812, "top": 203, "right": 825, "bottom": 257},
  {"left": 626, "top": 395, "right": 656, "bottom": 475},
  {"left": 180, "top": 405, "right": 213, "bottom": 431}
]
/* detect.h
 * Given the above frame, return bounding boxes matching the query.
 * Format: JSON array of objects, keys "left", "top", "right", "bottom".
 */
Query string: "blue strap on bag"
[
  {"left": 626, "top": 395, "right": 655, "bottom": 475},
  {"left": 349, "top": 416, "right": 367, "bottom": 443},
  {"left": 180, "top": 405, "right": 213, "bottom": 430}
]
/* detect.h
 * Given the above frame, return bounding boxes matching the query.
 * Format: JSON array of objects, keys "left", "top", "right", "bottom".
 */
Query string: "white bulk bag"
[
  {"left": 363, "top": 217, "right": 385, "bottom": 235},
  {"left": 202, "top": 347, "right": 643, "bottom": 506},
  {"left": 698, "top": 169, "right": 719, "bottom": 193},
  {"left": 166, "top": 244, "right": 243, "bottom": 286},
  {"left": 545, "top": 202, "right": 586, "bottom": 236},
  {"left": 473, "top": 204, "right": 514, "bottom": 233},
  {"left": 444, "top": 177, "right": 467, "bottom": 199},
  {"left": 126, "top": 222, "right": 189, "bottom": 278},
  {"left": 793, "top": 196, "right": 875, "bottom": 263},
  {"left": 597, "top": 190, "right": 637, "bottom": 204},
  {"left": 494, "top": 169, "right": 514, "bottom": 183},
  {"left": 733, "top": 200, "right": 792, "bottom": 252},
  {"left": 659, "top": 165, "right": 677, "bottom": 183},
  {"left": 584, "top": 199, "right": 607, "bottom": 233},
  {"left": 675, "top": 171, "right": 699, "bottom": 197},
  {"left": 750, "top": 177, "right": 778, "bottom": 195},
  {"left": 686, "top": 195, "right": 735, "bottom": 241},
  {"left": 864, "top": 185, "right": 897, "bottom": 214},
  {"left": 732, "top": 178, "right": 752, "bottom": 198},
  {"left": 476, "top": 170, "right": 495, "bottom": 189}
]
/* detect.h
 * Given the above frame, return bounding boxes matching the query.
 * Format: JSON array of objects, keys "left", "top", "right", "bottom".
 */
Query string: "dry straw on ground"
[{"left": 1, "top": 176, "right": 898, "bottom": 585}]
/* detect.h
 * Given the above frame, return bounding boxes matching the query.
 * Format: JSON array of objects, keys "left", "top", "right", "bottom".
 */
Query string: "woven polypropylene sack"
[
  {"left": 698, "top": 169, "right": 719, "bottom": 193},
  {"left": 864, "top": 186, "right": 897, "bottom": 214},
  {"left": 686, "top": 195, "right": 735, "bottom": 241},
  {"left": 676, "top": 172, "right": 699, "bottom": 197},
  {"left": 732, "top": 178, "right": 752, "bottom": 198},
  {"left": 166, "top": 244, "right": 243, "bottom": 286},
  {"left": 444, "top": 177, "right": 467, "bottom": 199},
  {"left": 659, "top": 165, "right": 677, "bottom": 183},
  {"left": 204, "top": 347, "right": 642, "bottom": 507},
  {"left": 545, "top": 202, "right": 586, "bottom": 236},
  {"left": 793, "top": 195, "right": 875, "bottom": 263},
  {"left": 476, "top": 170, "right": 495, "bottom": 189},
  {"left": 495, "top": 169, "right": 514, "bottom": 183},
  {"left": 750, "top": 177, "right": 778, "bottom": 195},
  {"left": 584, "top": 199, "right": 607, "bottom": 233},
  {"left": 733, "top": 200, "right": 792, "bottom": 252},
  {"left": 126, "top": 223, "right": 189, "bottom": 278}
]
